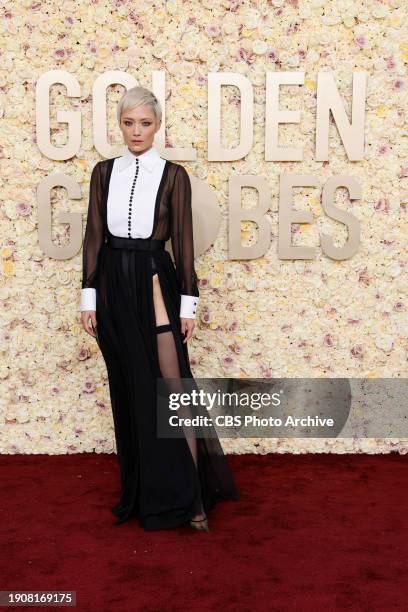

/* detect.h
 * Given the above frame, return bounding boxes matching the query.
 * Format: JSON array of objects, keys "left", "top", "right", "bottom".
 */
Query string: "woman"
[{"left": 80, "top": 86, "right": 239, "bottom": 532}]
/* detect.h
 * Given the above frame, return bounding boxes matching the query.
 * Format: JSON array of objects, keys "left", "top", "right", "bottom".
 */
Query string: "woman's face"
[{"left": 119, "top": 103, "right": 161, "bottom": 154}]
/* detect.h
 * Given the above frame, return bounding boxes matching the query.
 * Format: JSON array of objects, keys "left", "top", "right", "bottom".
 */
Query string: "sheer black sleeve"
[
  {"left": 170, "top": 165, "right": 199, "bottom": 300},
  {"left": 81, "top": 161, "right": 104, "bottom": 290}
]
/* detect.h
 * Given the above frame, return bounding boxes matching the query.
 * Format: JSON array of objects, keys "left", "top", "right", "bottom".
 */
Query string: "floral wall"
[{"left": 0, "top": 0, "right": 407, "bottom": 454}]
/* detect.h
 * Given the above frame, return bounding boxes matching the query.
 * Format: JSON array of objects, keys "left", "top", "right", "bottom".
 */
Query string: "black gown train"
[{"left": 81, "top": 157, "right": 240, "bottom": 530}]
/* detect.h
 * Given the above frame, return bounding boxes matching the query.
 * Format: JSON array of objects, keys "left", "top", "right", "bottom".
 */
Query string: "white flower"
[
  {"left": 374, "top": 334, "right": 394, "bottom": 353},
  {"left": 252, "top": 40, "right": 268, "bottom": 56}
]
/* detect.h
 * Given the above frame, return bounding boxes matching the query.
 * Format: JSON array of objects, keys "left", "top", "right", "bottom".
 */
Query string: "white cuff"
[
  {"left": 80, "top": 288, "right": 96, "bottom": 311},
  {"left": 180, "top": 295, "right": 199, "bottom": 319}
]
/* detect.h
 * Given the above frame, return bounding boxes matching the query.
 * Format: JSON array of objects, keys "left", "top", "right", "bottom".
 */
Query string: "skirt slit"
[{"left": 94, "top": 241, "right": 239, "bottom": 531}]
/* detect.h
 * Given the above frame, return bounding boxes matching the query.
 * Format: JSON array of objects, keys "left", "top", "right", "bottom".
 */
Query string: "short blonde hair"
[{"left": 116, "top": 86, "right": 162, "bottom": 125}]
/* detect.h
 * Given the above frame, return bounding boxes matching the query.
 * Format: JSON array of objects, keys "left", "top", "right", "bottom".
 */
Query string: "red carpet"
[{"left": 1, "top": 452, "right": 407, "bottom": 611}]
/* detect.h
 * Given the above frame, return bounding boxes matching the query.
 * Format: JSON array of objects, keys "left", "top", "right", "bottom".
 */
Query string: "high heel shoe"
[{"left": 190, "top": 514, "right": 210, "bottom": 532}]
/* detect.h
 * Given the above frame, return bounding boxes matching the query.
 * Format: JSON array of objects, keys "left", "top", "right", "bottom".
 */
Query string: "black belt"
[{"left": 106, "top": 235, "right": 165, "bottom": 251}]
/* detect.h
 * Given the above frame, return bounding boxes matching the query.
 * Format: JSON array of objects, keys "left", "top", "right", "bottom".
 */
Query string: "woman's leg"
[{"left": 152, "top": 272, "right": 205, "bottom": 519}]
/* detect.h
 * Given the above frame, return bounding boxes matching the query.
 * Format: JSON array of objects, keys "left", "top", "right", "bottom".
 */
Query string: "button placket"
[{"left": 128, "top": 157, "right": 139, "bottom": 238}]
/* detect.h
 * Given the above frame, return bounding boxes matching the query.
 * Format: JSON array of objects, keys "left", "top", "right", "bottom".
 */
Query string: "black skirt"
[{"left": 94, "top": 233, "right": 240, "bottom": 531}]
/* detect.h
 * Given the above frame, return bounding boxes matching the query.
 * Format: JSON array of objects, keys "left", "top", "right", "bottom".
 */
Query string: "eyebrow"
[{"left": 123, "top": 117, "right": 152, "bottom": 121}]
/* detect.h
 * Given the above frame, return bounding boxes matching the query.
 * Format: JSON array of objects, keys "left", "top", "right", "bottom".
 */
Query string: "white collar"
[{"left": 116, "top": 145, "right": 161, "bottom": 173}]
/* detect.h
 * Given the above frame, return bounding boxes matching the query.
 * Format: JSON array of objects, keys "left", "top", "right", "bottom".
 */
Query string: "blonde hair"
[{"left": 117, "top": 86, "right": 162, "bottom": 126}]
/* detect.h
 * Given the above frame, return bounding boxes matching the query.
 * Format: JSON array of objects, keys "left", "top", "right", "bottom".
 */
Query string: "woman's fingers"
[
  {"left": 180, "top": 318, "right": 195, "bottom": 343},
  {"left": 90, "top": 311, "right": 97, "bottom": 336},
  {"left": 85, "top": 314, "right": 95, "bottom": 337},
  {"left": 186, "top": 323, "right": 193, "bottom": 342},
  {"left": 82, "top": 311, "right": 97, "bottom": 337}
]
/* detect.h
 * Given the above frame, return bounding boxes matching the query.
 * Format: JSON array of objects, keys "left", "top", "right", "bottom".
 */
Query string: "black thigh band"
[{"left": 156, "top": 323, "right": 172, "bottom": 334}]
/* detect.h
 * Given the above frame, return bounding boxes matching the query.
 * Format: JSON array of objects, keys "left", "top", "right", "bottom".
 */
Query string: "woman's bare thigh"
[{"left": 152, "top": 273, "right": 170, "bottom": 325}]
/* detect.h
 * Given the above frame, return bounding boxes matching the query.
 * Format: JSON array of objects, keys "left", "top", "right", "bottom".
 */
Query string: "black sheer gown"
[{"left": 81, "top": 157, "right": 240, "bottom": 531}]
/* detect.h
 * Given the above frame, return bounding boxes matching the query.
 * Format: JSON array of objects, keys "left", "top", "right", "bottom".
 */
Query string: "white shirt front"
[
  {"left": 80, "top": 145, "right": 199, "bottom": 319},
  {"left": 107, "top": 145, "right": 166, "bottom": 239}
]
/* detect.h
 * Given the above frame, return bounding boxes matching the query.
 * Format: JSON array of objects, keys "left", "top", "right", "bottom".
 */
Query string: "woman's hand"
[
  {"left": 180, "top": 317, "right": 195, "bottom": 343},
  {"left": 81, "top": 310, "right": 98, "bottom": 338}
]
